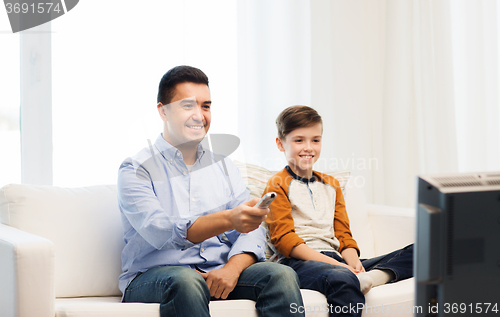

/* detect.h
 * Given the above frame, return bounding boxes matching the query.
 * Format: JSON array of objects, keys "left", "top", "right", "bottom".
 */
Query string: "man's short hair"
[
  {"left": 276, "top": 105, "right": 323, "bottom": 140},
  {"left": 157, "top": 65, "right": 209, "bottom": 105}
]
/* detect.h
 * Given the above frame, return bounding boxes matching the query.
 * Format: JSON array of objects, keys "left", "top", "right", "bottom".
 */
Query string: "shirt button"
[
  {"left": 176, "top": 153, "right": 181, "bottom": 156},
  {"left": 183, "top": 171, "right": 187, "bottom": 175},
  {"left": 201, "top": 248, "right": 205, "bottom": 252},
  {"left": 191, "top": 198, "right": 195, "bottom": 202}
]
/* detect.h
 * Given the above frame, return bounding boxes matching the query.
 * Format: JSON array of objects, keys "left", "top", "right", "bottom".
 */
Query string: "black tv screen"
[{"left": 415, "top": 172, "right": 500, "bottom": 316}]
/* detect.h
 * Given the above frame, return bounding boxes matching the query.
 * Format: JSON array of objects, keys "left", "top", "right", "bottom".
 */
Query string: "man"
[{"left": 117, "top": 65, "right": 304, "bottom": 317}]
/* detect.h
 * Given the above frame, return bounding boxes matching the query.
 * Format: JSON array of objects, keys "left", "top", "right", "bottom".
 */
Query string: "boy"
[{"left": 263, "top": 105, "right": 413, "bottom": 317}]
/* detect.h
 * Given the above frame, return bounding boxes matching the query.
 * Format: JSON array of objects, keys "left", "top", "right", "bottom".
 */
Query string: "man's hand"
[
  {"left": 228, "top": 198, "right": 268, "bottom": 233},
  {"left": 197, "top": 253, "right": 256, "bottom": 299},
  {"left": 197, "top": 266, "right": 240, "bottom": 299}
]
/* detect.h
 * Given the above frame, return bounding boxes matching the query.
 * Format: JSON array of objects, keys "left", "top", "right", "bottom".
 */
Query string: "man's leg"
[
  {"left": 123, "top": 266, "right": 211, "bottom": 317},
  {"left": 281, "top": 259, "right": 364, "bottom": 317},
  {"left": 224, "top": 262, "right": 305, "bottom": 317}
]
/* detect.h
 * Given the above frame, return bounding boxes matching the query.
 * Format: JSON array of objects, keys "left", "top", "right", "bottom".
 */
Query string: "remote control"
[{"left": 254, "top": 192, "right": 276, "bottom": 209}]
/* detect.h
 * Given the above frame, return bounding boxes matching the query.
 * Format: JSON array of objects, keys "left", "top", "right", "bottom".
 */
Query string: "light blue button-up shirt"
[{"left": 117, "top": 134, "right": 266, "bottom": 296}]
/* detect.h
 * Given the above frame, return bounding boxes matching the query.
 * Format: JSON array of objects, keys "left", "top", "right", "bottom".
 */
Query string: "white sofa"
[{"left": 0, "top": 162, "right": 416, "bottom": 317}]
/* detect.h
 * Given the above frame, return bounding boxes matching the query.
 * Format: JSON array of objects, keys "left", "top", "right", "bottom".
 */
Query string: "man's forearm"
[
  {"left": 186, "top": 209, "right": 233, "bottom": 243},
  {"left": 224, "top": 252, "right": 258, "bottom": 275},
  {"left": 187, "top": 198, "right": 266, "bottom": 243}
]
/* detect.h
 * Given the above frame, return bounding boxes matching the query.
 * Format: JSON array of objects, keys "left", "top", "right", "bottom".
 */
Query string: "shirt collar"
[
  {"left": 285, "top": 165, "right": 318, "bottom": 183},
  {"left": 154, "top": 134, "right": 206, "bottom": 162}
]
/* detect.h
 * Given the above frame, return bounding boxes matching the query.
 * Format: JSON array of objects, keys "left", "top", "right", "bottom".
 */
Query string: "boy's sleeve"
[
  {"left": 264, "top": 173, "right": 305, "bottom": 258},
  {"left": 331, "top": 177, "right": 360, "bottom": 255}
]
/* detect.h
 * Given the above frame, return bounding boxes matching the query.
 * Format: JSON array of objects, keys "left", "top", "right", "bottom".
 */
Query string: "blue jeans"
[
  {"left": 281, "top": 244, "right": 414, "bottom": 317},
  {"left": 123, "top": 262, "right": 305, "bottom": 317}
]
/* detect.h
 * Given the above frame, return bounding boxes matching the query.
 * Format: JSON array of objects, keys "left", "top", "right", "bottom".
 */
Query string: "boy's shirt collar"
[{"left": 285, "top": 165, "right": 318, "bottom": 184}]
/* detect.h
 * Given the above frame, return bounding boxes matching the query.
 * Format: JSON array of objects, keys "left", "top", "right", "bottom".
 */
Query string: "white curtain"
[
  {"left": 237, "top": 0, "right": 311, "bottom": 171},
  {"left": 450, "top": 0, "right": 500, "bottom": 173},
  {"left": 238, "top": 0, "right": 500, "bottom": 208}
]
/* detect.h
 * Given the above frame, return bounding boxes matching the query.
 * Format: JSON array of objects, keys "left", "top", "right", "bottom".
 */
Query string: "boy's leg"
[
  {"left": 361, "top": 244, "right": 414, "bottom": 283},
  {"left": 123, "top": 266, "right": 211, "bottom": 317},
  {"left": 320, "top": 251, "right": 372, "bottom": 294},
  {"left": 225, "top": 262, "right": 305, "bottom": 317},
  {"left": 282, "top": 258, "right": 364, "bottom": 317}
]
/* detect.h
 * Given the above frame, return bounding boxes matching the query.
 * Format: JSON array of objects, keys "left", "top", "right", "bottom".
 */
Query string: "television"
[{"left": 415, "top": 172, "right": 500, "bottom": 316}]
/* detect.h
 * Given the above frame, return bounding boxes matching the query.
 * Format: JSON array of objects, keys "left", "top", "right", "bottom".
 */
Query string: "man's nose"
[{"left": 191, "top": 106, "right": 203, "bottom": 122}]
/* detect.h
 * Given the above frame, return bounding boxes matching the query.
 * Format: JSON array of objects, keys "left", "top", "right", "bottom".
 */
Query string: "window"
[
  {"left": 0, "top": 15, "right": 20, "bottom": 188},
  {"left": 51, "top": 0, "right": 238, "bottom": 186}
]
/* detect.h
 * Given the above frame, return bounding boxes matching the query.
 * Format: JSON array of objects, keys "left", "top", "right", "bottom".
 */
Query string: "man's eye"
[
  {"left": 203, "top": 105, "right": 211, "bottom": 110},
  {"left": 183, "top": 104, "right": 194, "bottom": 108}
]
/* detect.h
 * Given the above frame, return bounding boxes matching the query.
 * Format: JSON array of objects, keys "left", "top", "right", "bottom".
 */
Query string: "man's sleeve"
[
  {"left": 331, "top": 178, "right": 360, "bottom": 255},
  {"left": 117, "top": 158, "right": 199, "bottom": 251},
  {"left": 222, "top": 158, "right": 266, "bottom": 262},
  {"left": 265, "top": 174, "right": 305, "bottom": 258}
]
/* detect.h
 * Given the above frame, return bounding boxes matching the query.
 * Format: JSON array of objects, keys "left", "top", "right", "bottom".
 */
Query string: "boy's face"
[
  {"left": 277, "top": 123, "right": 322, "bottom": 179},
  {"left": 158, "top": 82, "right": 212, "bottom": 146}
]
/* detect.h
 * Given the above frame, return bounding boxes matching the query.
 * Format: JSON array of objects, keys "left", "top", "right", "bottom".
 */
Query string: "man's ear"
[
  {"left": 157, "top": 102, "right": 167, "bottom": 121},
  {"left": 276, "top": 137, "right": 285, "bottom": 152}
]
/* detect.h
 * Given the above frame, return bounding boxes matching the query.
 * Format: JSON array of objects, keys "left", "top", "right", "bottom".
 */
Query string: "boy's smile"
[{"left": 276, "top": 123, "right": 322, "bottom": 179}]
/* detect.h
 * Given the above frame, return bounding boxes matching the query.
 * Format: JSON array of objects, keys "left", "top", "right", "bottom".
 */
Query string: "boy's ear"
[{"left": 276, "top": 137, "right": 285, "bottom": 152}]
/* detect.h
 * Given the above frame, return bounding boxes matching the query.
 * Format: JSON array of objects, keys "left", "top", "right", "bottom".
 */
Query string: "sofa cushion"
[
  {"left": 234, "top": 160, "right": 350, "bottom": 198},
  {"left": 53, "top": 289, "right": 330, "bottom": 317},
  {"left": 0, "top": 184, "right": 123, "bottom": 298},
  {"left": 53, "top": 282, "right": 414, "bottom": 317},
  {"left": 233, "top": 161, "right": 274, "bottom": 199}
]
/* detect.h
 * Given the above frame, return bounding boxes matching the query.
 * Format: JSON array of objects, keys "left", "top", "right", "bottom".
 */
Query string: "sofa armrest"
[
  {"left": 0, "top": 224, "right": 55, "bottom": 317},
  {"left": 366, "top": 204, "right": 415, "bottom": 257}
]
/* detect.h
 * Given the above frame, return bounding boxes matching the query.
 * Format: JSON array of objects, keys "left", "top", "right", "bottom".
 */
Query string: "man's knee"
[
  {"left": 254, "top": 262, "right": 300, "bottom": 286},
  {"left": 155, "top": 266, "right": 210, "bottom": 299}
]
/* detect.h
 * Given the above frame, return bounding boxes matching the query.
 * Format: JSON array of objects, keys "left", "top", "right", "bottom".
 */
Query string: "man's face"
[
  {"left": 159, "top": 82, "right": 211, "bottom": 146},
  {"left": 277, "top": 123, "right": 322, "bottom": 178}
]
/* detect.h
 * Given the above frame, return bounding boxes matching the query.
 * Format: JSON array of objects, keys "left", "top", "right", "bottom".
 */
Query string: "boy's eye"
[{"left": 295, "top": 139, "right": 302, "bottom": 143}]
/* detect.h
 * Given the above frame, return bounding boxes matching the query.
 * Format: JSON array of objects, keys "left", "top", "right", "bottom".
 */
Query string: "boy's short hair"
[
  {"left": 276, "top": 105, "right": 323, "bottom": 139},
  {"left": 157, "top": 65, "right": 209, "bottom": 105}
]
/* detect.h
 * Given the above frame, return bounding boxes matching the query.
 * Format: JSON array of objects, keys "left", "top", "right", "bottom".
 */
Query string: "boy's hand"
[
  {"left": 330, "top": 259, "right": 357, "bottom": 273},
  {"left": 349, "top": 260, "right": 365, "bottom": 274},
  {"left": 341, "top": 247, "right": 364, "bottom": 273},
  {"left": 229, "top": 198, "right": 268, "bottom": 233}
]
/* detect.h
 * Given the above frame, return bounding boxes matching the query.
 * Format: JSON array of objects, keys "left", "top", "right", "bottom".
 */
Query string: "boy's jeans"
[
  {"left": 282, "top": 244, "right": 414, "bottom": 317},
  {"left": 123, "top": 262, "right": 305, "bottom": 317}
]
